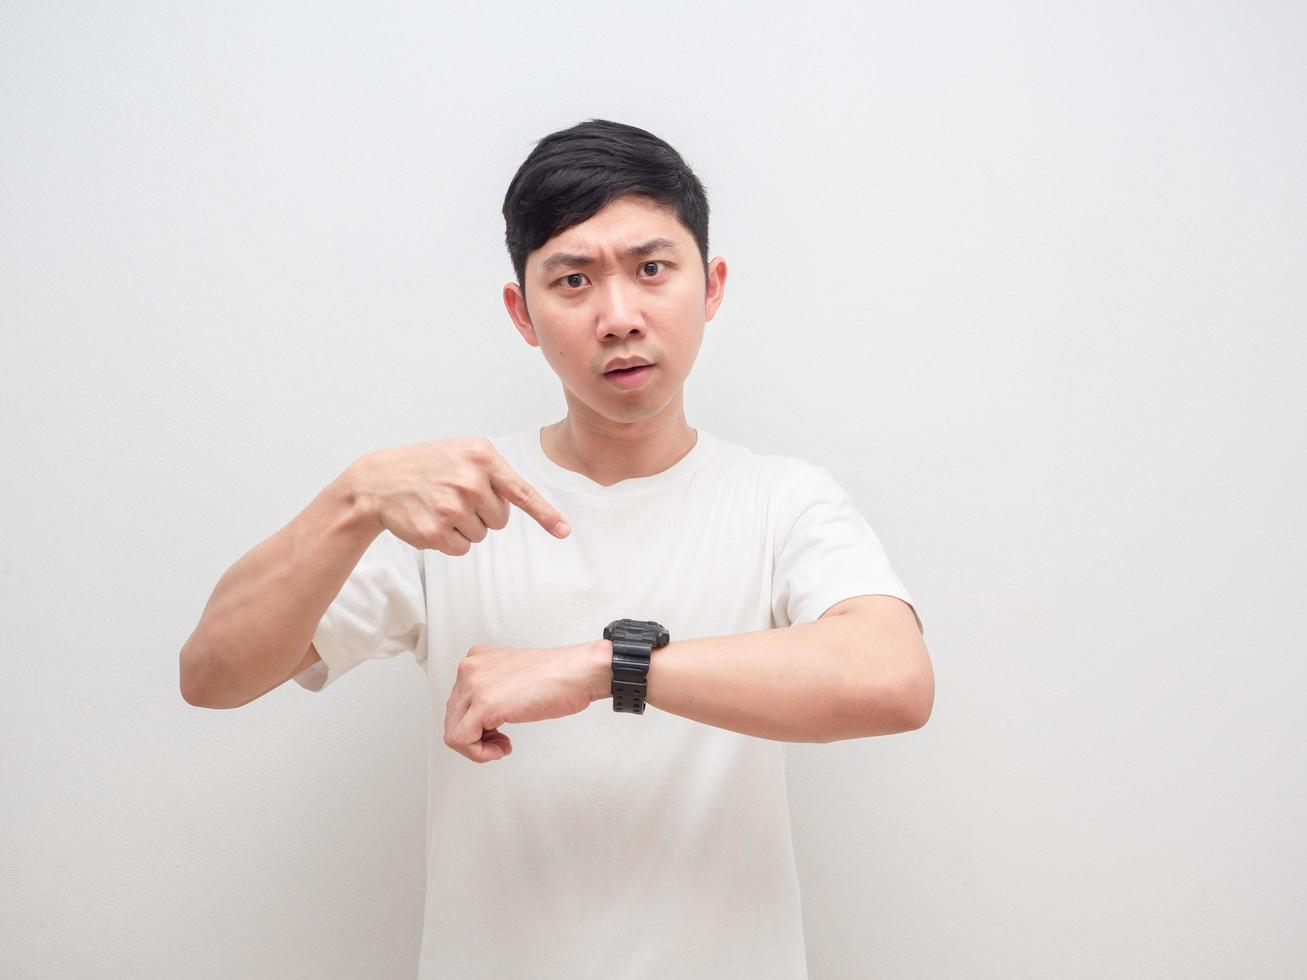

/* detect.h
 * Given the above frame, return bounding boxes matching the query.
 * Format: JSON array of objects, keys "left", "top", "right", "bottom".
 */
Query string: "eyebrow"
[{"left": 539, "top": 237, "right": 679, "bottom": 274}]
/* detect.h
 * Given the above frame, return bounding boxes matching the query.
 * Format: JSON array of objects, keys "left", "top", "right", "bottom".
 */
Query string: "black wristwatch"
[{"left": 605, "top": 618, "right": 670, "bottom": 714}]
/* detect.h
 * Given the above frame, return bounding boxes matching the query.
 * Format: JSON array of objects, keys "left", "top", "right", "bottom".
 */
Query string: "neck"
[{"left": 541, "top": 408, "right": 698, "bottom": 488}]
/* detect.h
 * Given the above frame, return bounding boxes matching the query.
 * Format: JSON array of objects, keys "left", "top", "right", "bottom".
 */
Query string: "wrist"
[
  {"left": 588, "top": 638, "right": 613, "bottom": 703},
  {"left": 339, "top": 456, "right": 382, "bottom": 534}
]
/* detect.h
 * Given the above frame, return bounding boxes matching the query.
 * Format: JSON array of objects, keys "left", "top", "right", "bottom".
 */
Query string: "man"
[{"left": 180, "top": 118, "right": 932, "bottom": 979}]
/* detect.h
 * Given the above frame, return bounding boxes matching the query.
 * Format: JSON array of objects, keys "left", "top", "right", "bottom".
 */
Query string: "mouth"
[
  {"left": 603, "top": 364, "right": 655, "bottom": 389},
  {"left": 603, "top": 358, "right": 654, "bottom": 374}
]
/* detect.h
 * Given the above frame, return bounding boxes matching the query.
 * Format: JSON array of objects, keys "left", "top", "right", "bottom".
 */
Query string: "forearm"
[
  {"left": 179, "top": 462, "right": 381, "bottom": 706},
  {"left": 592, "top": 617, "right": 919, "bottom": 743}
]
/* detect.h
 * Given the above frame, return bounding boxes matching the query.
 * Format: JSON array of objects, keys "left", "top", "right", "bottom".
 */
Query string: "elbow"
[
  {"left": 897, "top": 659, "right": 935, "bottom": 731},
  {"left": 180, "top": 643, "right": 218, "bottom": 708},
  {"left": 180, "top": 657, "right": 206, "bottom": 707}
]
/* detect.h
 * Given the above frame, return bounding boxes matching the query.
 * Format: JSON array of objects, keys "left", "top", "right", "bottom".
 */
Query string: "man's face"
[{"left": 503, "top": 193, "right": 727, "bottom": 426}]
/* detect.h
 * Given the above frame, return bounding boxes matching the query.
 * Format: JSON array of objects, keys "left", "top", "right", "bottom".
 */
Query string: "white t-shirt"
[{"left": 294, "top": 426, "right": 921, "bottom": 979}]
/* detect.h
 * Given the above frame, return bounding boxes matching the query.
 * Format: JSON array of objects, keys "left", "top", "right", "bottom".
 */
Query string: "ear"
[
  {"left": 704, "top": 257, "right": 728, "bottom": 322},
  {"left": 503, "top": 281, "right": 539, "bottom": 347}
]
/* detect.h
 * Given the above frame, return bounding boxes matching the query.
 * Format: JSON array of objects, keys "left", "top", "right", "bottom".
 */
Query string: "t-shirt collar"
[{"left": 520, "top": 426, "right": 715, "bottom": 497}]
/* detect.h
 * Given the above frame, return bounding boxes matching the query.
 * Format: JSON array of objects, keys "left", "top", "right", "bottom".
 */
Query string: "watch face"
[{"left": 605, "top": 619, "right": 669, "bottom": 647}]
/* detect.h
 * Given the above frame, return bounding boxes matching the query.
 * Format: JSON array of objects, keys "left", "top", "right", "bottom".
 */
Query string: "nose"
[{"left": 593, "top": 275, "right": 645, "bottom": 340}]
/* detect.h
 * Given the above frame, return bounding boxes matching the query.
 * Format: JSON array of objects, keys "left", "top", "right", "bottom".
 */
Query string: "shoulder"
[
  {"left": 750, "top": 452, "right": 869, "bottom": 550},
  {"left": 697, "top": 431, "right": 847, "bottom": 503},
  {"left": 701, "top": 431, "right": 812, "bottom": 481},
  {"left": 751, "top": 449, "right": 841, "bottom": 502},
  {"left": 707, "top": 440, "right": 848, "bottom": 538}
]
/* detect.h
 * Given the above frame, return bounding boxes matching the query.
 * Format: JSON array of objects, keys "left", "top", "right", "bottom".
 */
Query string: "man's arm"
[
  {"left": 179, "top": 463, "right": 381, "bottom": 709},
  {"left": 591, "top": 594, "right": 932, "bottom": 743}
]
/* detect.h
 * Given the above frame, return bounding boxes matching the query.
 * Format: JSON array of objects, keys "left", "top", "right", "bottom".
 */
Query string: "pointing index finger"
[{"left": 490, "top": 456, "right": 570, "bottom": 537}]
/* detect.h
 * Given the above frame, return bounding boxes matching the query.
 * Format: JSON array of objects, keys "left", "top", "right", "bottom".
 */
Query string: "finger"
[
  {"left": 451, "top": 698, "right": 504, "bottom": 764},
  {"left": 428, "top": 519, "right": 472, "bottom": 555},
  {"left": 449, "top": 510, "right": 489, "bottom": 545},
  {"left": 468, "top": 482, "right": 511, "bottom": 532},
  {"left": 444, "top": 688, "right": 465, "bottom": 754},
  {"left": 481, "top": 729, "right": 512, "bottom": 758},
  {"left": 488, "top": 456, "right": 571, "bottom": 538}
]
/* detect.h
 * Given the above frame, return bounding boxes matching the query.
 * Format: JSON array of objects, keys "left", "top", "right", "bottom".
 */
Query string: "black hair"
[{"left": 501, "top": 118, "right": 711, "bottom": 300}]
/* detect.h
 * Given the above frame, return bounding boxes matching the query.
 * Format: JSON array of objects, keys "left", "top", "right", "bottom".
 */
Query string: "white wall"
[{"left": 3, "top": 1, "right": 1303, "bottom": 976}]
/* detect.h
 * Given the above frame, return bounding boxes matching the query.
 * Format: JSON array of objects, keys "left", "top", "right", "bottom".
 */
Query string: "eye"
[{"left": 555, "top": 261, "right": 668, "bottom": 290}]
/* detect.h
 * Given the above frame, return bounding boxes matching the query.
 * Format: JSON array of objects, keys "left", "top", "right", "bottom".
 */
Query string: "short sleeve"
[
  {"left": 770, "top": 460, "right": 923, "bottom": 634},
  {"left": 292, "top": 531, "right": 428, "bottom": 692}
]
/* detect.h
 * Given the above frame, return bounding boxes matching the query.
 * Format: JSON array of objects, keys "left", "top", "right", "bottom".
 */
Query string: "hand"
[
  {"left": 444, "top": 640, "right": 609, "bottom": 763},
  {"left": 348, "top": 436, "right": 571, "bottom": 555}
]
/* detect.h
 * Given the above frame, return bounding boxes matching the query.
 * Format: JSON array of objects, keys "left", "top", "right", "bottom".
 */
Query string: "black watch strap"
[{"left": 605, "top": 618, "right": 670, "bottom": 714}]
